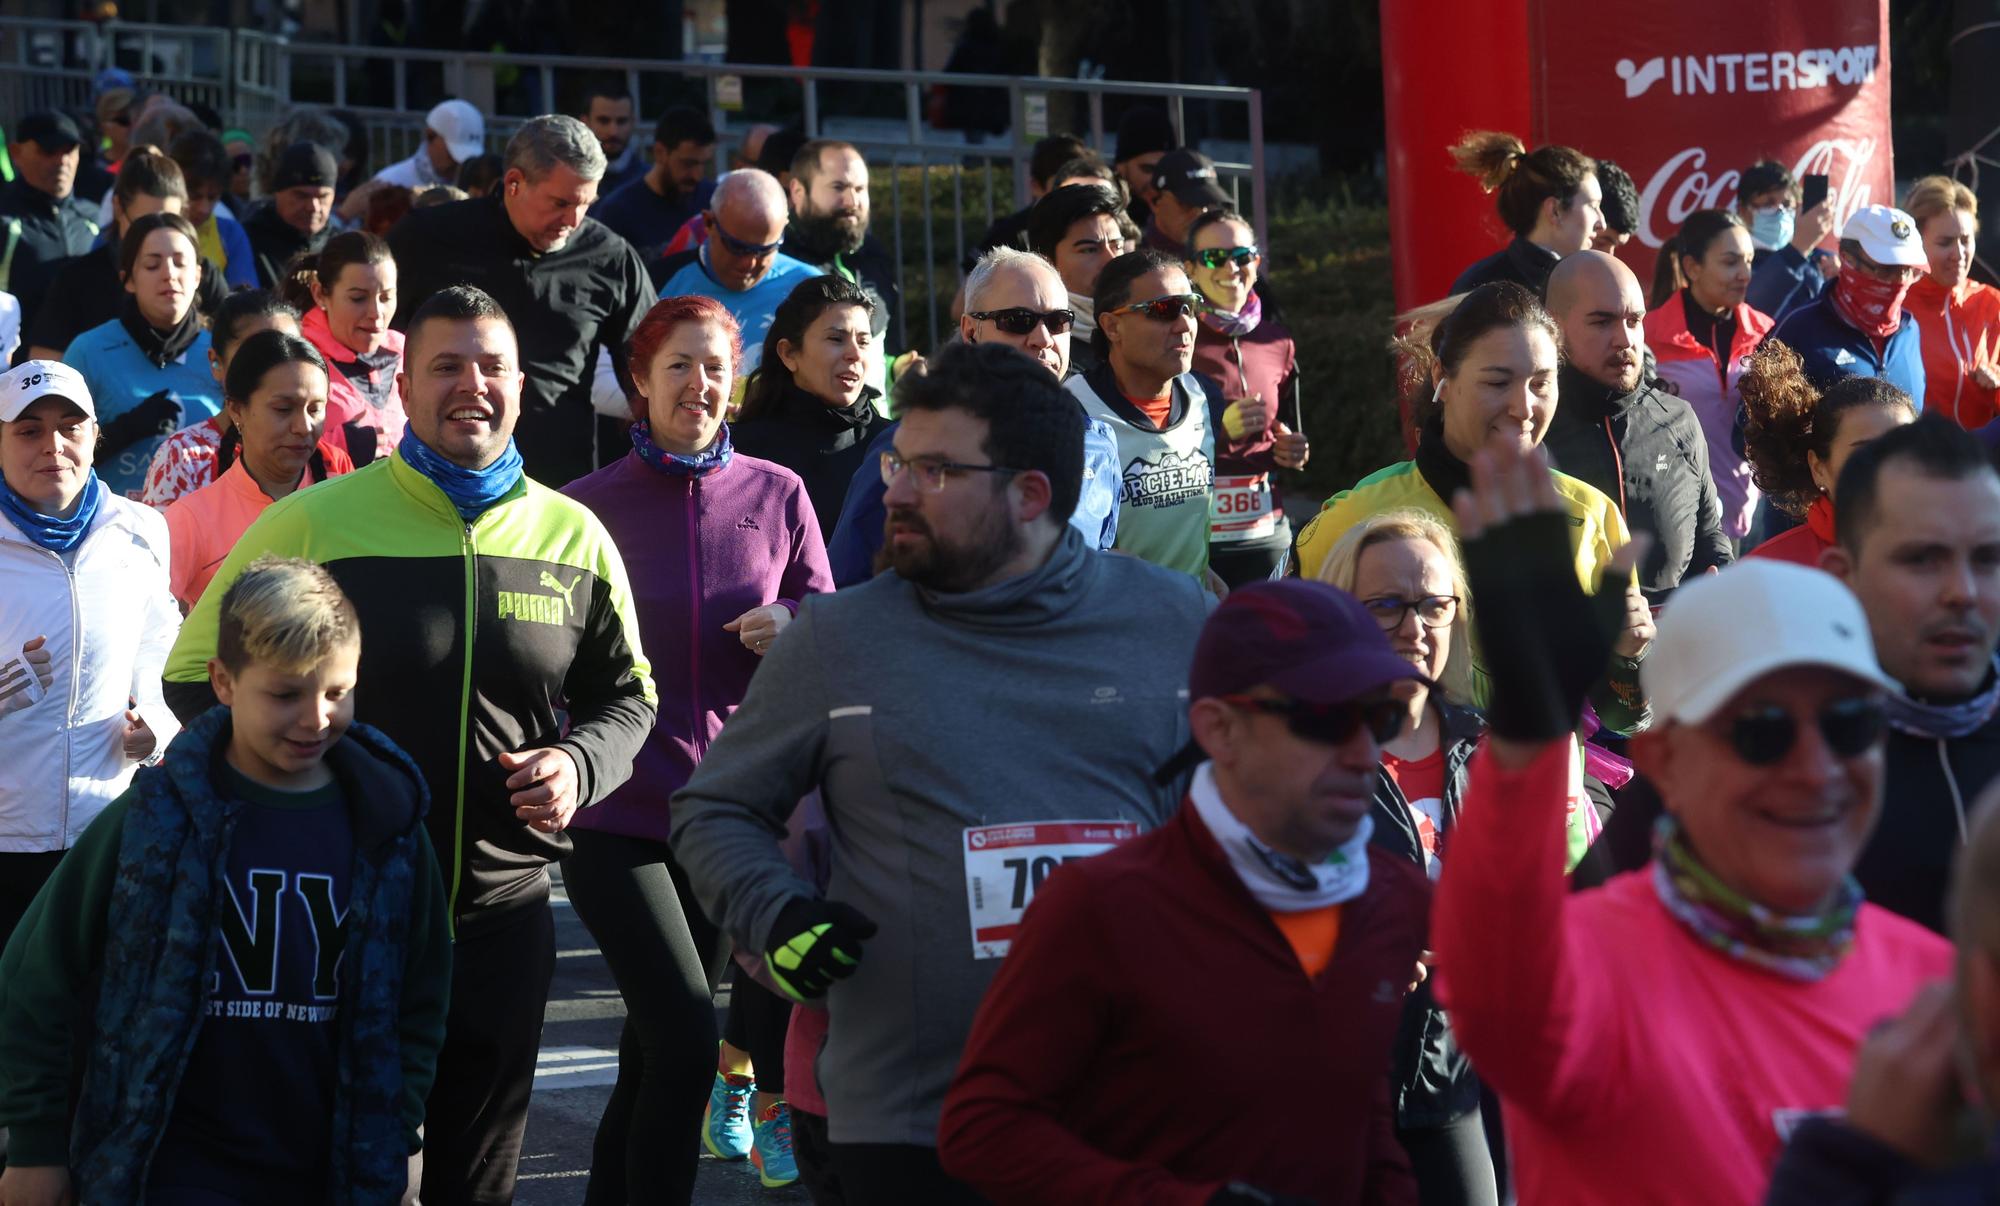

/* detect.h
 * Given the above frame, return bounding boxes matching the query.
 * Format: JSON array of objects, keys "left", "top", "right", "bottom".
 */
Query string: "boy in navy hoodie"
[{"left": 0, "top": 555, "right": 450, "bottom": 1205}]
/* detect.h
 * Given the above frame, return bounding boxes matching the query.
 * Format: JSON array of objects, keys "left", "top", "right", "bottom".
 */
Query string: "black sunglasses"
[
  {"left": 1724, "top": 697, "right": 1886, "bottom": 766},
  {"left": 1220, "top": 694, "right": 1405, "bottom": 746},
  {"left": 1194, "top": 245, "right": 1259, "bottom": 270},
  {"left": 710, "top": 215, "right": 785, "bottom": 258},
  {"left": 1114, "top": 293, "right": 1206, "bottom": 321},
  {"left": 967, "top": 307, "right": 1075, "bottom": 336}
]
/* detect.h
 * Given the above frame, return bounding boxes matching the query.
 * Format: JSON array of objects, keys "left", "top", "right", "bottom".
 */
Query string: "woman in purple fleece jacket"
[{"left": 561, "top": 294, "right": 833, "bottom": 1202}]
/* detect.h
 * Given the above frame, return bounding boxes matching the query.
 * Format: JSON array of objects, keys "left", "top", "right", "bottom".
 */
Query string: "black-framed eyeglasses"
[
  {"left": 967, "top": 307, "right": 1075, "bottom": 336},
  {"left": 1361, "top": 594, "right": 1460, "bottom": 631},
  {"left": 1721, "top": 697, "right": 1886, "bottom": 766},
  {"left": 1194, "top": 245, "right": 1260, "bottom": 270},
  {"left": 880, "top": 450, "right": 1023, "bottom": 493},
  {"left": 710, "top": 214, "right": 785, "bottom": 258},
  {"left": 1114, "top": 293, "right": 1206, "bottom": 321},
  {"left": 1218, "top": 693, "right": 1406, "bottom": 746}
]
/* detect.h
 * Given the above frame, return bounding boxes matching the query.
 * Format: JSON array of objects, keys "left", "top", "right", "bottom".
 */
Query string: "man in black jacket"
[
  {"left": 0, "top": 112, "right": 100, "bottom": 337},
  {"left": 243, "top": 141, "right": 335, "bottom": 288},
  {"left": 783, "top": 140, "right": 903, "bottom": 369},
  {"left": 1542, "top": 250, "right": 1732, "bottom": 599},
  {"left": 1822, "top": 417, "right": 2000, "bottom": 934},
  {"left": 389, "top": 115, "right": 654, "bottom": 487}
]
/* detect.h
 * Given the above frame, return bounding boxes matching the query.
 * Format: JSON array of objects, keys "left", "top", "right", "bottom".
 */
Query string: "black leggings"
[
  {"left": 1398, "top": 1104, "right": 1499, "bottom": 1206},
  {"left": 723, "top": 969, "right": 793, "bottom": 1096},
  {"left": 563, "top": 829, "right": 721, "bottom": 1205}
]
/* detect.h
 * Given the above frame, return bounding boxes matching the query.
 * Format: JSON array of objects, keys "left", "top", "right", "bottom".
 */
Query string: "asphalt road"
[{"left": 517, "top": 870, "right": 811, "bottom": 1206}]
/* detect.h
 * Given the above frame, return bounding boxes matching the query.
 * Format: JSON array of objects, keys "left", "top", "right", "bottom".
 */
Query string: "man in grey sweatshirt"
[{"left": 671, "top": 341, "right": 1209, "bottom": 1201}]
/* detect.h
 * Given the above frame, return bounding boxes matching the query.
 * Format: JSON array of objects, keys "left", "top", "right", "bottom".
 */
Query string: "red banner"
[{"left": 1529, "top": 0, "right": 1893, "bottom": 289}]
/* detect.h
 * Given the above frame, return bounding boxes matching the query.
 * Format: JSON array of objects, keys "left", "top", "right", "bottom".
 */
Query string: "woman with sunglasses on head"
[
  {"left": 1186, "top": 209, "right": 1310, "bottom": 586},
  {"left": 1432, "top": 434, "right": 1949, "bottom": 1206},
  {"left": 563, "top": 295, "right": 832, "bottom": 1200},
  {"left": 733, "top": 274, "right": 891, "bottom": 540}
]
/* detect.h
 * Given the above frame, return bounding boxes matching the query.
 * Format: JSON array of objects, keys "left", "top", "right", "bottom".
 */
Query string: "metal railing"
[{"left": 0, "top": 18, "right": 1267, "bottom": 354}]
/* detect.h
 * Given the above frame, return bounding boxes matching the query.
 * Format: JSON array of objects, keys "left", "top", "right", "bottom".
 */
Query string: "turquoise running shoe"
[
  {"left": 750, "top": 1100, "right": 799, "bottom": 1188},
  {"left": 702, "top": 1071, "right": 754, "bottom": 1160}
]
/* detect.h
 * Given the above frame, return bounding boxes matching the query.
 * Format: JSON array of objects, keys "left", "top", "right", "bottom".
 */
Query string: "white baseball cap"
[
  {"left": 0, "top": 360, "right": 95, "bottom": 423},
  {"left": 427, "top": 99, "right": 486, "bottom": 165},
  {"left": 1840, "top": 204, "right": 1928, "bottom": 269},
  {"left": 1640, "top": 560, "right": 1896, "bottom": 725}
]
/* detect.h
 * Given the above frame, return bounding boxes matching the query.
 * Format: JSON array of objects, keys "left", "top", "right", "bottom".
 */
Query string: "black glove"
[
  {"left": 1207, "top": 1184, "right": 1316, "bottom": 1206},
  {"left": 98, "top": 389, "right": 182, "bottom": 455},
  {"left": 1462, "top": 511, "right": 1625, "bottom": 743},
  {"left": 764, "top": 898, "right": 878, "bottom": 1002}
]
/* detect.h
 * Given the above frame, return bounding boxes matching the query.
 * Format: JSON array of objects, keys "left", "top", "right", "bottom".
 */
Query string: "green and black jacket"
[{"left": 164, "top": 452, "right": 658, "bottom": 929}]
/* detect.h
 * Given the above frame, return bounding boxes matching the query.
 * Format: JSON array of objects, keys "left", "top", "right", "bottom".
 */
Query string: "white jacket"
[{"left": 0, "top": 492, "right": 182, "bottom": 852}]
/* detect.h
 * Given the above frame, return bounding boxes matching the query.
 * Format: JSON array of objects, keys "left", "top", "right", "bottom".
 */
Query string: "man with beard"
[
  {"left": 591, "top": 105, "right": 718, "bottom": 261},
  {"left": 670, "top": 340, "right": 1206, "bottom": 1203},
  {"left": 1541, "top": 250, "right": 1731, "bottom": 599},
  {"left": 579, "top": 77, "right": 645, "bottom": 197},
  {"left": 1821, "top": 415, "right": 2000, "bottom": 933},
  {"left": 389, "top": 116, "right": 654, "bottom": 486},
  {"left": 783, "top": 140, "right": 903, "bottom": 396}
]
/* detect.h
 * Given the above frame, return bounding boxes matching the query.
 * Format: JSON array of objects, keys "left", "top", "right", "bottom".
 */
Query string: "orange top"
[
  {"left": 1122, "top": 389, "right": 1174, "bottom": 430},
  {"left": 1907, "top": 276, "right": 2000, "bottom": 429},
  {"left": 163, "top": 451, "right": 350, "bottom": 609},
  {"left": 1268, "top": 903, "right": 1343, "bottom": 978}
]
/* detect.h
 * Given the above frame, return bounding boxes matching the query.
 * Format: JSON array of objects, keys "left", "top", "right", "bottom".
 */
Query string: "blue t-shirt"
[
  {"left": 148, "top": 765, "right": 353, "bottom": 1201},
  {"left": 63, "top": 318, "right": 222, "bottom": 497},
  {"left": 593, "top": 174, "right": 717, "bottom": 258},
  {"left": 1769, "top": 296, "right": 1927, "bottom": 412},
  {"left": 825, "top": 413, "right": 1123, "bottom": 588},
  {"left": 658, "top": 247, "right": 817, "bottom": 374}
]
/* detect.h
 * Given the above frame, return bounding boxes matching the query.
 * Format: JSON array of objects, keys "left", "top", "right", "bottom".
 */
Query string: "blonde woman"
[
  {"left": 1318, "top": 509, "right": 1498, "bottom": 1206},
  {"left": 1902, "top": 174, "right": 2000, "bottom": 428}
]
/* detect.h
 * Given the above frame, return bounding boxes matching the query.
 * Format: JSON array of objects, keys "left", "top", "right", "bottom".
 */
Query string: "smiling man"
[
  {"left": 162, "top": 286, "right": 657, "bottom": 1205},
  {"left": 389, "top": 115, "right": 654, "bottom": 486},
  {"left": 1822, "top": 415, "right": 2000, "bottom": 933}
]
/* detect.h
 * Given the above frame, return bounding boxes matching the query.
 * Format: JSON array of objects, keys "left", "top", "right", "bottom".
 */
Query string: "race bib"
[
  {"left": 1209, "top": 473, "right": 1279, "bottom": 542},
  {"left": 963, "top": 820, "right": 1139, "bottom": 958}
]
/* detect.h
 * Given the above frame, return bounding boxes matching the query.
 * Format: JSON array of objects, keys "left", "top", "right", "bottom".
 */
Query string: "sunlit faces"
[
  {"left": 0, "top": 397, "right": 94, "bottom": 515},
  {"left": 1351, "top": 535, "right": 1456, "bottom": 689},
  {"left": 210, "top": 311, "right": 302, "bottom": 386},
  {"left": 1545, "top": 172, "right": 1605, "bottom": 256},
  {"left": 1553, "top": 256, "right": 1647, "bottom": 394},
  {"left": 790, "top": 147, "right": 870, "bottom": 254},
  {"left": 659, "top": 139, "right": 711, "bottom": 202},
  {"left": 1686, "top": 225, "right": 1755, "bottom": 314},
  {"left": 1437, "top": 324, "right": 1558, "bottom": 461},
  {"left": 10, "top": 139, "right": 78, "bottom": 200},
  {"left": 1052, "top": 213, "right": 1126, "bottom": 298},
  {"left": 1807, "top": 403, "right": 1914, "bottom": 499},
  {"left": 880, "top": 405, "right": 1025, "bottom": 593},
  {"left": 231, "top": 359, "right": 330, "bottom": 493},
  {"left": 396, "top": 316, "right": 522, "bottom": 469},
  {"left": 1099, "top": 265, "right": 1196, "bottom": 384},
  {"left": 313, "top": 258, "right": 399, "bottom": 357},
  {"left": 1924, "top": 207, "right": 1978, "bottom": 292},
  {"left": 1638, "top": 666, "right": 1885, "bottom": 916},
  {"left": 961, "top": 264, "right": 1069, "bottom": 378},
  {"left": 1188, "top": 215, "right": 1259, "bottom": 315},
  {"left": 114, "top": 189, "right": 182, "bottom": 239},
  {"left": 1193, "top": 684, "right": 1387, "bottom": 855},
  {"left": 777, "top": 303, "right": 872, "bottom": 408},
  {"left": 211, "top": 636, "right": 360, "bottom": 791},
  {"left": 638, "top": 319, "right": 733, "bottom": 456},
  {"left": 504, "top": 162, "right": 600, "bottom": 253},
  {"left": 124, "top": 226, "right": 201, "bottom": 330}
]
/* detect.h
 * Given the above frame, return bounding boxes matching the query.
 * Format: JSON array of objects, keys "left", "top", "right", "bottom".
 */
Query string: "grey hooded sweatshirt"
[{"left": 670, "top": 525, "right": 1207, "bottom": 1145}]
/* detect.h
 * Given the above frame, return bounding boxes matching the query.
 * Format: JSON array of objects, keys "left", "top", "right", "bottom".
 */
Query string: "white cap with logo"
[
  {"left": 1839, "top": 204, "right": 1928, "bottom": 270},
  {"left": 1641, "top": 560, "right": 1896, "bottom": 725},
  {"left": 427, "top": 99, "right": 486, "bottom": 165},
  {"left": 0, "top": 360, "right": 95, "bottom": 423}
]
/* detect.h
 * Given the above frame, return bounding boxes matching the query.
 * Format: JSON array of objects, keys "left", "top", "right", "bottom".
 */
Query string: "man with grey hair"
[
  {"left": 389, "top": 114, "right": 654, "bottom": 485},
  {"left": 653, "top": 168, "right": 814, "bottom": 372},
  {"left": 825, "top": 246, "right": 1121, "bottom": 586}
]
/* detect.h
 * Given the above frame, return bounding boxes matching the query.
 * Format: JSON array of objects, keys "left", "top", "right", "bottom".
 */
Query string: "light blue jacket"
[{"left": 63, "top": 318, "right": 221, "bottom": 498}]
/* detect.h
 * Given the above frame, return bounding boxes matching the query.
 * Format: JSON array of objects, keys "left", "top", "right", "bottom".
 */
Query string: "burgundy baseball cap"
[{"left": 1190, "top": 579, "right": 1428, "bottom": 706}]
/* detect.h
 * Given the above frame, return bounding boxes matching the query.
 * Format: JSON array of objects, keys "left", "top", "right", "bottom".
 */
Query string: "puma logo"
[{"left": 539, "top": 570, "right": 581, "bottom": 618}]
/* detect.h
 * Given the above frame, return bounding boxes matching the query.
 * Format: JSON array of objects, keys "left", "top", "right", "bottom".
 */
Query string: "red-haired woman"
[{"left": 561, "top": 294, "right": 833, "bottom": 1202}]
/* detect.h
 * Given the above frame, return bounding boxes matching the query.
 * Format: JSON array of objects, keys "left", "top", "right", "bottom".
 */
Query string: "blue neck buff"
[
  {"left": 0, "top": 472, "right": 103, "bottom": 553},
  {"left": 631, "top": 419, "right": 732, "bottom": 478},
  {"left": 397, "top": 427, "right": 524, "bottom": 522}
]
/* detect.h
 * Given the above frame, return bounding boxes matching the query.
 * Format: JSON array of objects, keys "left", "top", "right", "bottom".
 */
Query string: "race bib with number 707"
[{"left": 963, "top": 819, "right": 1139, "bottom": 959}]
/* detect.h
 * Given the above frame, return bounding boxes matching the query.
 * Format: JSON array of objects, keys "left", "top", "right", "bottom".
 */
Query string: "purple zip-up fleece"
[{"left": 563, "top": 450, "right": 833, "bottom": 841}]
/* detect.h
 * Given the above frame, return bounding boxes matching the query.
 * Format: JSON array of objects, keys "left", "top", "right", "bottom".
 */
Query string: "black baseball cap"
[
  {"left": 272, "top": 141, "right": 339, "bottom": 191},
  {"left": 1152, "top": 148, "right": 1230, "bottom": 210},
  {"left": 13, "top": 111, "right": 82, "bottom": 152},
  {"left": 1115, "top": 107, "right": 1176, "bottom": 165}
]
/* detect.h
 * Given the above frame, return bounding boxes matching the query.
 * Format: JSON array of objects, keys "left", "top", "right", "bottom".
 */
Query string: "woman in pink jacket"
[{"left": 296, "top": 230, "right": 404, "bottom": 466}]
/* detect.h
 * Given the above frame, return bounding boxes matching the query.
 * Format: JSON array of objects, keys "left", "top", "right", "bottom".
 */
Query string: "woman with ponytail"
[
  {"left": 1642, "top": 208, "right": 1774, "bottom": 541},
  {"left": 1447, "top": 131, "right": 1605, "bottom": 295},
  {"left": 1740, "top": 339, "right": 1916, "bottom": 566}
]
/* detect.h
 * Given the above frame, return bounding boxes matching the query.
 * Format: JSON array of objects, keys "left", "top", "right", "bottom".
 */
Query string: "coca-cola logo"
[{"left": 1632, "top": 137, "right": 1880, "bottom": 248}]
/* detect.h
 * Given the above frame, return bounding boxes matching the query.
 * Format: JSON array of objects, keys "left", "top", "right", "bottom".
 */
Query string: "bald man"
[
  {"left": 653, "top": 168, "right": 815, "bottom": 372},
  {"left": 1764, "top": 779, "right": 2000, "bottom": 1200},
  {"left": 1542, "top": 250, "right": 1731, "bottom": 597}
]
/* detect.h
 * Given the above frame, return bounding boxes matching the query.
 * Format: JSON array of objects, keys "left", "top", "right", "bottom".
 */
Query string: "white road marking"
[{"left": 534, "top": 1043, "right": 622, "bottom": 1091}]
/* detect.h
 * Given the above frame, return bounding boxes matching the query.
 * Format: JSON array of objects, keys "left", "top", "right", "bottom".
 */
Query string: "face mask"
[
  {"left": 1749, "top": 206, "right": 1794, "bottom": 253},
  {"left": 1829, "top": 261, "right": 1916, "bottom": 340}
]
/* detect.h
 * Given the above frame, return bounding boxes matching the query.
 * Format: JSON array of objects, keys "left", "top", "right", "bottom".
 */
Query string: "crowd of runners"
[{"left": 0, "top": 66, "right": 1997, "bottom": 1206}]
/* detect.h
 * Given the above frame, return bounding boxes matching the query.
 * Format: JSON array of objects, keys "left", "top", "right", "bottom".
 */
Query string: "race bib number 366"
[{"left": 964, "top": 820, "right": 1138, "bottom": 959}]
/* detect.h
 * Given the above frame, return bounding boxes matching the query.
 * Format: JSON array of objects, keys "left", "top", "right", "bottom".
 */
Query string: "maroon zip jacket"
[{"left": 939, "top": 796, "right": 1427, "bottom": 1205}]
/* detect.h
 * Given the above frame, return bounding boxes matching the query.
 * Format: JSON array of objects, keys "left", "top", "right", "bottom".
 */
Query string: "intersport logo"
[
  {"left": 1633, "top": 137, "right": 1881, "bottom": 248},
  {"left": 1615, "top": 44, "right": 1880, "bottom": 100}
]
